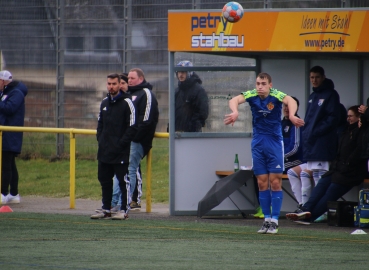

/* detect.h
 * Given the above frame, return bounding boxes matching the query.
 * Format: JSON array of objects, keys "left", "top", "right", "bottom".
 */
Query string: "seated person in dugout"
[
  {"left": 288, "top": 103, "right": 346, "bottom": 219},
  {"left": 282, "top": 96, "right": 304, "bottom": 173},
  {"left": 284, "top": 98, "right": 314, "bottom": 214},
  {"left": 286, "top": 105, "right": 369, "bottom": 224}
]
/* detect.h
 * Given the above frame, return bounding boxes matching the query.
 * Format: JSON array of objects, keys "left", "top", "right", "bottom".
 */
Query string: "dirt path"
[{"left": 3, "top": 196, "right": 169, "bottom": 217}]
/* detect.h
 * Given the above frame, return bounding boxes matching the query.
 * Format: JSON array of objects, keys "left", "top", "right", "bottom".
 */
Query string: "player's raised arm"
[
  {"left": 282, "top": 95, "right": 304, "bottom": 127},
  {"left": 224, "top": 94, "right": 245, "bottom": 126}
]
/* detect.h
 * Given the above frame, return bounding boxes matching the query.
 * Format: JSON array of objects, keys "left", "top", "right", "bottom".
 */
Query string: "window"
[
  {"left": 66, "top": 37, "right": 84, "bottom": 52},
  {"left": 94, "top": 37, "right": 111, "bottom": 53}
]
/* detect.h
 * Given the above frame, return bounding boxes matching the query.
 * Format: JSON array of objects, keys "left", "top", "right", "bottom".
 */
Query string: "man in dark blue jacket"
[
  {"left": 0, "top": 70, "right": 28, "bottom": 204},
  {"left": 302, "top": 66, "right": 344, "bottom": 187}
]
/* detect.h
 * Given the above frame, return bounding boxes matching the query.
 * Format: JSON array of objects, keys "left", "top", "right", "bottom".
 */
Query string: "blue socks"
[
  {"left": 259, "top": 190, "right": 284, "bottom": 221},
  {"left": 259, "top": 190, "right": 271, "bottom": 218},
  {"left": 271, "top": 190, "right": 283, "bottom": 220}
]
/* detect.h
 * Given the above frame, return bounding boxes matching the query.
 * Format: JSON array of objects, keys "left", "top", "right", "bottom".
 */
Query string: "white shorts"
[
  {"left": 306, "top": 161, "right": 329, "bottom": 171},
  {"left": 298, "top": 163, "right": 307, "bottom": 170}
]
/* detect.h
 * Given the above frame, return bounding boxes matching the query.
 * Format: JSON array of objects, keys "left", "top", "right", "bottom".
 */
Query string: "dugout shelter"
[{"left": 168, "top": 8, "right": 369, "bottom": 216}]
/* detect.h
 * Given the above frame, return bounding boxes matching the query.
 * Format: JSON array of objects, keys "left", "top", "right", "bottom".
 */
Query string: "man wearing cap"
[
  {"left": 0, "top": 70, "right": 28, "bottom": 204},
  {"left": 175, "top": 60, "right": 209, "bottom": 132}
]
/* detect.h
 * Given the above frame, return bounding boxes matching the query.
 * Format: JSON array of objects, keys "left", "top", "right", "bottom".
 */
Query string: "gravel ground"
[{"left": 1, "top": 196, "right": 364, "bottom": 234}]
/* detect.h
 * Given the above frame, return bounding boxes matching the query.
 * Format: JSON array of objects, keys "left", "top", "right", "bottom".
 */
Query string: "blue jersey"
[{"left": 242, "top": 88, "right": 286, "bottom": 140}]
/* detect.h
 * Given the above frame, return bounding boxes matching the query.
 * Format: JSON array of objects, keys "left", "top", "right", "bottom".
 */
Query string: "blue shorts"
[{"left": 251, "top": 135, "right": 284, "bottom": 176}]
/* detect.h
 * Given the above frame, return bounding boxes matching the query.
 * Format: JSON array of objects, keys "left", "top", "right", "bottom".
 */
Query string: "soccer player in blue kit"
[{"left": 224, "top": 73, "right": 304, "bottom": 234}]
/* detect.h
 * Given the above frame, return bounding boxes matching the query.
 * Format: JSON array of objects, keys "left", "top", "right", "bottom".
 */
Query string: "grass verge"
[{"left": 17, "top": 137, "right": 169, "bottom": 203}]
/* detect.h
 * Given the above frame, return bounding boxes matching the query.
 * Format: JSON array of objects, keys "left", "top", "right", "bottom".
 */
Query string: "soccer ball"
[{"left": 222, "top": 2, "right": 244, "bottom": 23}]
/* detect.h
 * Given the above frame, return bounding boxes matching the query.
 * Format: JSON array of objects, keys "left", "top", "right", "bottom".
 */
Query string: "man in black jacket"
[
  {"left": 175, "top": 60, "right": 208, "bottom": 132},
  {"left": 127, "top": 68, "right": 159, "bottom": 208},
  {"left": 91, "top": 73, "right": 137, "bottom": 220}
]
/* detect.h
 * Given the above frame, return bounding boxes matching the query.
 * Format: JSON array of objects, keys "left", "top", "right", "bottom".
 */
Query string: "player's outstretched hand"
[
  {"left": 290, "top": 115, "right": 305, "bottom": 127},
  {"left": 224, "top": 112, "right": 238, "bottom": 126}
]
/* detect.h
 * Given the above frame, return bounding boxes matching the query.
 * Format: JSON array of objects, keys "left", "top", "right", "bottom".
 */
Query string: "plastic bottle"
[{"left": 234, "top": 154, "right": 239, "bottom": 172}]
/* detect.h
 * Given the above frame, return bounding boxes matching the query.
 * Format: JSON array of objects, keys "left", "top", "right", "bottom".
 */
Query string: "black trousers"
[
  {"left": 98, "top": 161, "right": 129, "bottom": 211},
  {"left": 1, "top": 151, "right": 19, "bottom": 196}
]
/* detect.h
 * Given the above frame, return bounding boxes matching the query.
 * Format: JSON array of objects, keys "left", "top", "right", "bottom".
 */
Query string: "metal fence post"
[
  {"left": 56, "top": 0, "right": 65, "bottom": 156},
  {"left": 146, "top": 148, "right": 152, "bottom": 213},
  {"left": 70, "top": 130, "right": 76, "bottom": 209}
]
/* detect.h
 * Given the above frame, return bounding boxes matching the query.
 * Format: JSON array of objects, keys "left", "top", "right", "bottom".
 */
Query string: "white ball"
[{"left": 222, "top": 1, "right": 244, "bottom": 23}]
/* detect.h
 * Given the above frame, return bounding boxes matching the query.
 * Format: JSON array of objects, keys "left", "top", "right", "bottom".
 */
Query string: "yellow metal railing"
[{"left": 0, "top": 126, "right": 169, "bottom": 212}]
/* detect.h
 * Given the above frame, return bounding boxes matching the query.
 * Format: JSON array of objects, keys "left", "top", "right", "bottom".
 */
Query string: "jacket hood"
[
  {"left": 178, "top": 72, "right": 202, "bottom": 90},
  {"left": 313, "top": 78, "right": 334, "bottom": 93},
  {"left": 128, "top": 80, "right": 153, "bottom": 93},
  {"left": 5, "top": 81, "right": 28, "bottom": 97}
]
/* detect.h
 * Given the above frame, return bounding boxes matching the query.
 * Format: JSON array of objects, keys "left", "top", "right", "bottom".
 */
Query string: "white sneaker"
[
  {"left": 112, "top": 210, "right": 129, "bottom": 220},
  {"left": 257, "top": 221, "right": 271, "bottom": 234},
  {"left": 294, "top": 220, "right": 311, "bottom": 225},
  {"left": 6, "top": 194, "right": 20, "bottom": 204},
  {"left": 266, "top": 222, "right": 279, "bottom": 234},
  {"left": 1, "top": 194, "right": 8, "bottom": 204}
]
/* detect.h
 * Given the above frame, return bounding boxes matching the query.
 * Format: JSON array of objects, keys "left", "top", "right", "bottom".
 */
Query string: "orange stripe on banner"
[
  {"left": 339, "top": 11, "right": 353, "bottom": 51},
  {"left": 315, "top": 11, "right": 331, "bottom": 52},
  {"left": 240, "top": 12, "right": 279, "bottom": 51},
  {"left": 356, "top": 11, "right": 369, "bottom": 52}
]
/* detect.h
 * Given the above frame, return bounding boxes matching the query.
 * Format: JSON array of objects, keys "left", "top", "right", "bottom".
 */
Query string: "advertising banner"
[{"left": 168, "top": 9, "right": 369, "bottom": 52}]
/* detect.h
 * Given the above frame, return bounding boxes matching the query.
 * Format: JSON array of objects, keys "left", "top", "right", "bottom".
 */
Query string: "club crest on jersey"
[
  {"left": 267, "top": 102, "right": 274, "bottom": 110},
  {"left": 284, "top": 126, "right": 290, "bottom": 133},
  {"left": 318, "top": 99, "right": 324, "bottom": 106}
]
